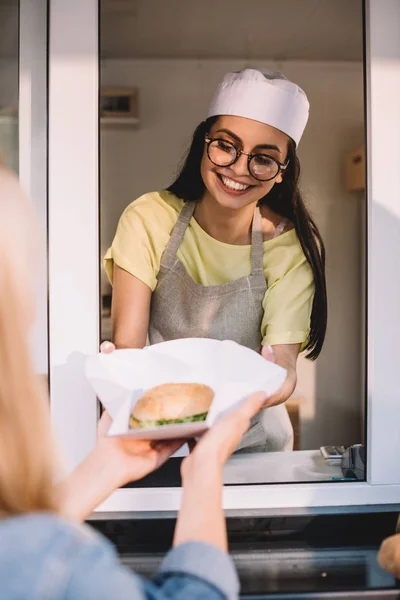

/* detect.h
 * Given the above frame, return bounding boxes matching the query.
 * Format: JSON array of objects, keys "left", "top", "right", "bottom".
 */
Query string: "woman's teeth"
[{"left": 221, "top": 175, "right": 250, "bottom": 191}]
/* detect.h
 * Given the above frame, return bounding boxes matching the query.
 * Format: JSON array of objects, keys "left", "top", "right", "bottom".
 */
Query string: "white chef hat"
[{"left": 207, "top": 68, "right": 310, "bottom": 146}]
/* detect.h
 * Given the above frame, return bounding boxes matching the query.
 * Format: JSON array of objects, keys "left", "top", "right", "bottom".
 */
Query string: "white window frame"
[{"left": 46, "top": 0, "right": 400, "bottom": 517}]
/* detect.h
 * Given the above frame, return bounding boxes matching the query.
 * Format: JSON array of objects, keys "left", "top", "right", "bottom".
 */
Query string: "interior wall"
[
  {"left": 0, "top": 59, "right": 18, "bottom": 170},
  {"left": 0, "top": 60, "right": 17, "bottom": 105},
  {"left": 100, "top": 58, "right": 364, "bottom": 449}
]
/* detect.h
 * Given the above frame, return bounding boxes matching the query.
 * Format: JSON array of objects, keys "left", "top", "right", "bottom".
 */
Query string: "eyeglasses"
[{"left": 205, "top": 136, "right": 289, "bottom": 182}]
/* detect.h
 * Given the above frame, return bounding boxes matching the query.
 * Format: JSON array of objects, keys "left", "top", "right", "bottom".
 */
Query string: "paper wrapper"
[{"left": 85, "top": 338, "right": 287, "bottom": 440}]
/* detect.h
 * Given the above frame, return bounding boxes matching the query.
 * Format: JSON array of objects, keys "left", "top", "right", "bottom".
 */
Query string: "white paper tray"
[{"left": 85, "top": 338, "right": 287, "bottom": 440}]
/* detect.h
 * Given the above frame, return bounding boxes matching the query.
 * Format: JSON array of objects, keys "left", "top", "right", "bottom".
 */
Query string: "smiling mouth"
[{"left": 216, "top": 173, "right": 254, "bottom": 193}]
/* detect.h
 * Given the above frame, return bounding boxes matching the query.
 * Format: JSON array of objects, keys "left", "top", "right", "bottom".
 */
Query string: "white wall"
[{"left": 100, "top": 58, "right": 364, "bottom": 449}]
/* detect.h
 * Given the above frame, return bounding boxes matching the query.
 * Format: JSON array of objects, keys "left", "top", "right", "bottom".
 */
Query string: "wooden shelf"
[{"left": 100, "top": 116, "right": 139, "bottom": 127}]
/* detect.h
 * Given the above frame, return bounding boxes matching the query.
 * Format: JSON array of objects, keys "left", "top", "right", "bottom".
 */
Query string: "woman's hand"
[
  {"left": 378, "top": 534, "right": 400, "bottom": 578},
  {"left": 100, "top": 340, "right": 116, "bottom": 353},
  {"left": 261, "top": 344, "right": 276, "bottom": 363},
  {"left": 260, "top": 343, "right": 300, "bottom": 408}
]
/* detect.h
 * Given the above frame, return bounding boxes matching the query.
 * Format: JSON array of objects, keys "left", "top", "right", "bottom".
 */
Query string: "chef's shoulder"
[{"left": 120, "top": 190, "right": 184, "bottom": 236}]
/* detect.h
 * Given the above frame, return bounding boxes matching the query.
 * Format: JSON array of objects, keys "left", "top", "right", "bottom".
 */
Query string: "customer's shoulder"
[
  {"left": 0, "top": 513, "right": 108, "bottom": 553},
  {"left": 0, "top": 514, "right": 119, "bottom": 599}
]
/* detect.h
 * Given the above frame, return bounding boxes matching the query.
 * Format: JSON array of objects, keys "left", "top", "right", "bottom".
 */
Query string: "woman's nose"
[{"left": 231, "top": 152, "right": 250, "bottom": 177}]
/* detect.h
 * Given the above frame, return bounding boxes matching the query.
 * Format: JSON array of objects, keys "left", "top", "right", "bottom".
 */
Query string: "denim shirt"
[{"left": 0, "top": 514, "right": 239, "bottom": 600}]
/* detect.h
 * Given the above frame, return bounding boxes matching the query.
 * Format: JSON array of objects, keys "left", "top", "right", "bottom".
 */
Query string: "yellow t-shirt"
[{"left": 104, "top": 190, "right": 314, "bottom": 349}]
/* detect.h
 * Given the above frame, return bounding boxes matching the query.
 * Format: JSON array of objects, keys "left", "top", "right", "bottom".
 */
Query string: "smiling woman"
[{"left": 104, "top": 68, "right": 327, "bottom": 455}]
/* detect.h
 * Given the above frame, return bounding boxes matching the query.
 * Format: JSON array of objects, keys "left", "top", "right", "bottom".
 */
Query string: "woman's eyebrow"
[
  {"left": 215, "top": 128, "right": 282, "bottom": 154},
  {"left": 216, "top": 128, "right": 243, "bottom": 145},
  {"left": 255, "top": 143, "right": 282, "bottom": 154}
]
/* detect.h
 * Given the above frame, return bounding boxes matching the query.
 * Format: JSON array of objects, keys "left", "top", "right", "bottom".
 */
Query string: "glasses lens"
[
  {"left": 250, "top": 154, "right": 280, "bottom": 181},
  {"left": 208, "top": 139, "right": 237, "bottom": 166}
]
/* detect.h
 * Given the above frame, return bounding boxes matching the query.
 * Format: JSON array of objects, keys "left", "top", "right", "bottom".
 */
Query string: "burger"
[{"left": 129, "top": 383, "right": 214, "bottom": 429}]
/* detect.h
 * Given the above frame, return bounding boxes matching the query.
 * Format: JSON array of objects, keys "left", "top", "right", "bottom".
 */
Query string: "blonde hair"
[{"left": 0, "top": 164, "right": 58, "bottom": 515}]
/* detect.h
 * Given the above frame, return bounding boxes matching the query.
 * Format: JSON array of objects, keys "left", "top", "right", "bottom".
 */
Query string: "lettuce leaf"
[{"left": 130, "top": 412, "right": 208, "bottom": 429}]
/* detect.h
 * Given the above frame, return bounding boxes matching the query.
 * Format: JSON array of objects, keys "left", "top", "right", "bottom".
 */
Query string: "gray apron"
[{"left": 148, "top": 201, "right": 293, "bottom": 452}]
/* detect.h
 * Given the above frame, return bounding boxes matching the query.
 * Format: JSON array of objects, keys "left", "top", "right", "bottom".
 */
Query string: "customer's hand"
[
  {"left": 96, "top": 410, "right": 184, "bottom": 488},
  {"left": 182, "top": 391, "right": 267, "bottom": 474},
  {"left": 60, "top": 407, "right": 184, "bottom": 522},
  {"left": 378, "top": 534, "right": 400, "bottom": 578}
]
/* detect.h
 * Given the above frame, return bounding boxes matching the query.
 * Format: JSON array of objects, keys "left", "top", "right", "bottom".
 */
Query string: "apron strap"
[
  {"left": 161, "top": 201, "right": 196, "bottom": 268},
  {"left": 251, "top": 205, "right": 264, "bottom": 274}
]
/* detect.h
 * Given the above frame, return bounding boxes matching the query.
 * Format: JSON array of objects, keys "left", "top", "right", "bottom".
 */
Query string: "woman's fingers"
[
  {"left": 100, "top": 341, "right": 115, "bottom": 354},
  {"left": 261, "top": 344, "right": 276, "bottom": 363},
  {"left": 97, "top": 410, "right": 113, "bottom": 437}
]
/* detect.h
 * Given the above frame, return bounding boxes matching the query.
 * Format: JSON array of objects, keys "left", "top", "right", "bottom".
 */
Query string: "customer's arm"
[
  {"left": 64, "top": 392, "right": 268, "bottom": 600},
  {"left": 174, "top": 391, "right": 267, "bottom": 551},
  {"left": 65, "top": 525, "right": 238, "bottom": 600},
  {"left": 175, "top": 462, "right": 226, "bottom": 549}
]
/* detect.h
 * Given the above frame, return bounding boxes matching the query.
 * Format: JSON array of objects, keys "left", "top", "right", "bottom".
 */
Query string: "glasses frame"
[{"left": 205, "top": 135, "right": 290, "bottom": 182}]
